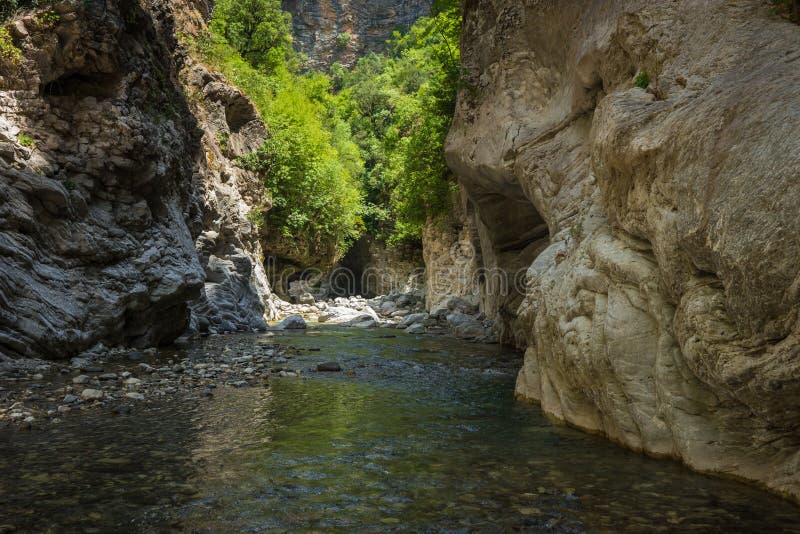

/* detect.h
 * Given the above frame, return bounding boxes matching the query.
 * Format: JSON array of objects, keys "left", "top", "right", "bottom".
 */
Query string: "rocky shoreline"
[
  {"left": 273, "top": 290, "right": 498, "bottom": 342},
  {"left": 0, "top": 290, "right": 498, "bottom": 432}
]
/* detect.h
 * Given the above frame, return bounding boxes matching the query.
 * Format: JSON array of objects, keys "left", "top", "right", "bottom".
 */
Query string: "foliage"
[
  {"left": 331, "top": 0, "right": 462, "bottom": 245},
  {"left": 336, "top": 32, "right": 351, "bottom": 50},
  {"left": 215, "top": 132, "right": 229, "bottom": 152},
  {"left": 34, "top": 8, "right": 58, "bottom": 26},
  {"left": 210, "top": 0, "right": 294, "bottom": 73},
  {"left": 193, "top": 0, "right": 363, "bottom": 262},
  {"left": 247, "top": 208, "right": 266, "bottom": 229},
  {"left": 634, "top": 70, "right": 650, "bottom": 89},
  {"left": 191, "top": 0, "right": 461, "bottom": 259},
  {"left": 17, "top": 133, "right": 34, "bottom": 147},
  {"left": 0, "top": 26, "right": 21, "bottom": 63}
]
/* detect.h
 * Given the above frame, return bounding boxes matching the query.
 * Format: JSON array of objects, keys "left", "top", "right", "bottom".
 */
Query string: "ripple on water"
[{"left": 0, "top": 326, "right": 799, "bottom": 532}]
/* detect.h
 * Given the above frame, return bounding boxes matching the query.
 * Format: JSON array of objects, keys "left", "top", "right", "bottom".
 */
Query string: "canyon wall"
[
  {"left": 447, "top": 0, "right": 800, "bottom": 501},
  {"left": 0, "top": 0, "right": 275, "bottom": 361},
  {"left": 281, "top": 0, "right": 432, "bottom": 68}
]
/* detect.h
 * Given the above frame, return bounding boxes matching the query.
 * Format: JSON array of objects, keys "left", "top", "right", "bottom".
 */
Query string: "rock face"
[
  {"left": 447, "top": 0, "right": 800, "bottom": 501},
  {"left": 422, "top": 206, "right": 481, "bottom": 316},
  {"left": 282, "top": 0, "right": 432, "bottom": 68},
  {"left": 0, "top": 0, "right": 275, "bottom": 360}
]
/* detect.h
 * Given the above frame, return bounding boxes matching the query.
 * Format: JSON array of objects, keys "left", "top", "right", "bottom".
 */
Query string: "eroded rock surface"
[
  {"left": 282, "top": 0, "right": 432, "bottom": 68},
  {"left": 447, "top": 0, "right": 800, "bottom": 501},
  {"left": 0, "top": 0, "right": 275, "bottom": 360}
]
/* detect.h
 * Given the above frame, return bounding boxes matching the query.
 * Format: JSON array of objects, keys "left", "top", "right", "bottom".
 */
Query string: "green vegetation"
[
  {"left": 0, "top": 26, "right": 21, "bottom": 63},
  {"left": 191, "top": 0, "right": 461, "bottom": 262},
  {"left": 34, "top": 9, "right": 58, "bottom": 26},
  {"left": 17, "top": 133, "right": 34, "bottom": 148},
  {"left": 634, "top": 70, "right": 650, "bottom": 89},
  {"left": 335, "top": 32, "right": 351, "bottom": 50},
  {"left": 215, "top": 132, "right": 229, "bottom": 152},
  {"left": 332, "top": 0, "right": 462, "bottom": 245}
]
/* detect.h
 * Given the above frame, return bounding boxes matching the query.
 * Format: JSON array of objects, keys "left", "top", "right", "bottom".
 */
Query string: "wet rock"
[
  {"left": 406, "top": 324, "right": 426, "bottom": 335},
  {"left": 72, "top": 375, "right": 90, "bottom": 384},
  {"left": 317, "top": 362, "right": 342, "bottom": 372},
  {"left": 63, "top": 395, "right": 79, "bottom": 404},
  {"left": 125, "top": 392, "right": 145, "bottom": 401},
  {"left": 402, "top": 313, "right": 429, "bottom": 327},
  {"left": 274, "top": 315, "right": 308, "bottom": 330}
]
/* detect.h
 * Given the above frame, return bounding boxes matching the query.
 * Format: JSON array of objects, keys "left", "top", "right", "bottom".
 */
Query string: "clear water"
[{"left": 1, "top": 326, "right": 799, "bottom": 532}]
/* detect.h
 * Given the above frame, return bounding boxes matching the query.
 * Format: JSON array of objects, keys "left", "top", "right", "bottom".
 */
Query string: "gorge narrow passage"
[{"left": 1, "top": 327, "right": 799, "bottom": 532}]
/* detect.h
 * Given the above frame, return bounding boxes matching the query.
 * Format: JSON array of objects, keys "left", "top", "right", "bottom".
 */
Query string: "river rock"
[
  {"left": 319, "top": 306, "right": 378, "bottom": 324},
  {"left": 80, "top": 389, "right": 104, "bottom": 401},
  {"left": 274, "top": 315, "right": 308, "bottom": 330},
  {"left": 406, "top": 324, "right": 426, "bottom": 335},
  {"left": 317, "top": 362, "right": 342, "bottom": 372},
  {"left": 401, "top": 313, "right": 429, "bottom": 327}
]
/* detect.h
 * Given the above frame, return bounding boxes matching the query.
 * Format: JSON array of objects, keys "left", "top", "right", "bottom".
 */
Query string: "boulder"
[{"left": 274, "top": 315, "right": 308, "bottom": 330}]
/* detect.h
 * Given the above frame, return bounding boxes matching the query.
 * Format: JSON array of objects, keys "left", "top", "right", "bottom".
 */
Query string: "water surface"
[{"left": 1, "top": 327, "right": 799, "bottom": 532}]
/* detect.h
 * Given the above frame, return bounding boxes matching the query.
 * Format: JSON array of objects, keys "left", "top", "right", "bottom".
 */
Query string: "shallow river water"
[{"left": 1, "top": 326, "right": 799, "bottom": 532}]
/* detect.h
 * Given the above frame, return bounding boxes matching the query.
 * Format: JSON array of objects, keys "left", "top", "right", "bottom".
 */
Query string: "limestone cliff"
[
  {"left": 281, "top": 0, "right": 432, "bottom": 68},
  {"left": 447, "top": 0, "right": 800, "bottom": 501},
  {"left": 0, "top": 0, "right": 275, "bottom": 361}
]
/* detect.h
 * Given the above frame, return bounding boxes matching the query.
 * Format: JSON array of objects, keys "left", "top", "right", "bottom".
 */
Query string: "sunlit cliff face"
[{"left": 281, "top": 0, "right": 432, "bottom": 68}]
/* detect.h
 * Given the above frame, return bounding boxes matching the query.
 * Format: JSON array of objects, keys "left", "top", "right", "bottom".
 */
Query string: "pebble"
[
  {"left": 72, "top": 375, "right": 90, "bottom": 384},
  {"left": 124, "top": 378, "right": 142, "bottom": 388},
  {"left": 125, "top": 392, "right": 145, "bottom": 401},
  {"left": 63, "top": 394, "right": 79, "bottom": 404},
  {"left": 80, "top": 389, "right": 104, "bottom": 401}
]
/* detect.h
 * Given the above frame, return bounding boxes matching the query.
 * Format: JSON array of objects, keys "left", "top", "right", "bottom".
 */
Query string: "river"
[{"left": 1, "top": 326, "right": 799, "bottom": 532}]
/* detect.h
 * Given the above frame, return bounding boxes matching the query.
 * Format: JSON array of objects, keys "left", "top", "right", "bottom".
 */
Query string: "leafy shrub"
[
  {"left": 336, "top": 32, "right": 351, "bottom": 50},
  {"left": 634, "top": 70, "right": 650, "bottom": 89},
  {"left": 34, "top": 9, "right": 58, "bottom": 27},
  {"left": 193, "top": 0, "right": 363, "bottom": 262},
  {"left": 215, "top": 132, "right": 229, "bottom": 152},
  {"left": 0, "top": 26, "right": 21, "bottom": 63},
  {"left": 17, "top": 133, "right": 34, "bottom": 148},
  {"left": 332, "top": 0, "right": 462, "bottom": 245}
]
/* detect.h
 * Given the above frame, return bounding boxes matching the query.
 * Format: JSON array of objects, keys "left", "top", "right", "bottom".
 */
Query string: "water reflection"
[{"left": 1, "top": 327, "right": 799, "bottom": 532}]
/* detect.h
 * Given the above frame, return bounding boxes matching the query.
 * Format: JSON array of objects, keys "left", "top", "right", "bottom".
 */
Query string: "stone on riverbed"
[
  {"left": 80, "top": 389, "right": 104, "bottom": 401},
  {"left": 401, "top": 313, "right": 429, "bottom": 327},
  {"left": 406, "top": 324, "right": 426, "bottom": 335},
  {"left": 319, "top": 306, "right": 378, "bottom": 324},
  {"left": 273, "top": 315, "right": 308, "bottom": 330},
  {"left": 317, "top": 362, "right": 342, "bottom": 372}
]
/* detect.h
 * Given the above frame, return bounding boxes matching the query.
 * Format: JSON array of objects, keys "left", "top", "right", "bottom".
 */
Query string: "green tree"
[{"left": 211, "top": 0, "right": 293, "bottom": 73}]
